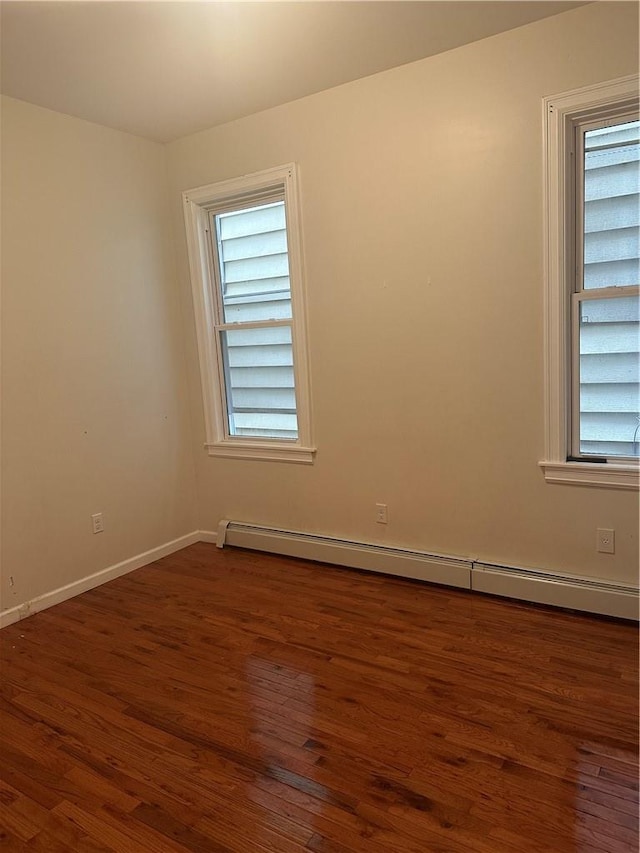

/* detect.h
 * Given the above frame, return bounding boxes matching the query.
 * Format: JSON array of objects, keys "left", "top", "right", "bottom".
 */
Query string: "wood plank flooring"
[{"left": 0, "top": 542, "right": 638, "bottom": 852}]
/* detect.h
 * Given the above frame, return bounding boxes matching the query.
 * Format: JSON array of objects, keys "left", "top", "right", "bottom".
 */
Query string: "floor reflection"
[{"left": 243, "top": 654, "right": 321, "bottom": 843}]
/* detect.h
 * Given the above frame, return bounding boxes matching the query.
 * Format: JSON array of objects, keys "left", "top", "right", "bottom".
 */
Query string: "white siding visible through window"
[
  {"left": 214, "top": 201, "right": 298, "bottom": 440},
  {"left": 578, "top": 121, "right": 639, "bottom": 458},
  {"left": 217, "top": 203, "right": 292, "bottom": 315}
]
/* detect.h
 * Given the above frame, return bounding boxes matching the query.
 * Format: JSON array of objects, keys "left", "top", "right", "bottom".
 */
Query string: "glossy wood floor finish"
[{"left": 0, "top": 543, "right": 638, "bottom": 853}]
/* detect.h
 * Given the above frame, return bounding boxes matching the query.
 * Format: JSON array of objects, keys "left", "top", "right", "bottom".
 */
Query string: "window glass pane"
[
  {"left": 219, "top": 325, "right": 299, "bottom": 440},
  {"left": 578, "top": 295, "right": 639, "bottom": 457},
  {"left": 583, "top": 121, "right": 639, "bottom": 289},
  {"left": 215, "top": 201, "right": 292, "bottom": 322}
]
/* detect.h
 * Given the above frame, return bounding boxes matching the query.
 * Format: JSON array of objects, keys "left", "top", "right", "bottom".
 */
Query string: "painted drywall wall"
[
  {"left": 166, "top": 2, "right": 639, "bottom": 585},
  {"left": 1, "top": 97, "right": 197, "bottom": 613}
]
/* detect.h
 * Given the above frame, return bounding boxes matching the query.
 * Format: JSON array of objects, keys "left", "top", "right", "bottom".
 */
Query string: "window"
[
  {"left": 183, "top": 164, "right": 314, "bottom": 462},
  {"left": 542, "top": 76, "right": 639, "bottom": 489}
]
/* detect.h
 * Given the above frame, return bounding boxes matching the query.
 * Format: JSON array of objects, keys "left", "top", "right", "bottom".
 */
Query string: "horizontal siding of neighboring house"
[
  {"left": 581, "top": 125, "right": 639, "bottom": 456},
  {"left": 215, "top": 201, "right": 298, "bottom": 439}
]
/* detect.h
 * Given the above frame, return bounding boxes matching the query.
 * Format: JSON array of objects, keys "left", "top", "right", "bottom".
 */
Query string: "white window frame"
[
  {"left": 541, "top": 75, "right": 639, "bottom": 490},
  {"left": 183, "top": 164, "right": 315, "bottom": 463}
]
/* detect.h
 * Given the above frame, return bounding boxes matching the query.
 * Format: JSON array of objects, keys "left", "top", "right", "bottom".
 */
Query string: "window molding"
[
  {"left": 541, "top": 75, "right": 639, "bottom": 490},
  {"left": 183, "top": 164, "right": 315, "bottom": 463},
  {"left": 538, "top": 460, "right": 638, "bottom": 490}
]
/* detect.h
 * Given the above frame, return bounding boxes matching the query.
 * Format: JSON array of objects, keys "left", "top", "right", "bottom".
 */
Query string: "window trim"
[
  {"left": 183, "top": 164, "right": 315, "bottom": 463},
  {"left": 541, "top": 75, "right": 639, "bottom": 490}
]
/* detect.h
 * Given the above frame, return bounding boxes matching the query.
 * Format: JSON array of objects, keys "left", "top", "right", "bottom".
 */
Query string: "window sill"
[
  {"left": 205, "top": 441, "right": 316, "bottom": 464},
  {"left": 539, "top": 461, "right": 639, "bottom": 490}
]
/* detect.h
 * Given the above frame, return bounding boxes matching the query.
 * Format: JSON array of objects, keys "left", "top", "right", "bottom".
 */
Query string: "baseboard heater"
[
  {"left": 216, "top": 520, "right": 639, "bottom": 621},
  {"left": 472, "top": 562, "right": 638, "bottom": 620},
  {"left": 217, "top": 520, "right": 472, "bottom": 588}
]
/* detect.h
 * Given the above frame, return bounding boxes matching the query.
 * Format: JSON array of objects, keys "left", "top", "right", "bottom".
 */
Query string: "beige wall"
[
  {"left": 167, "top": 2, "right": 639, "bottom": 584},
  {"left": 1, "top": 97, "right": 197, "bottom": 612}
]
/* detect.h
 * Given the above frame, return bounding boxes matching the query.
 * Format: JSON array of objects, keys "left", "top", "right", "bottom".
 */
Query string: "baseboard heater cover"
[
  {"left": 472, "top": 562, "right": 639, "bottom": 621},
  {"left": 217, "top": 520, "right": 639, "bottom": 620},
  {"left": 217, "top": 521, "right": 472, "bottom": 589}
]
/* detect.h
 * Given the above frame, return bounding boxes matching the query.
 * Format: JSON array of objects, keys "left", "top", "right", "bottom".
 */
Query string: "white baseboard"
[
  {"left": 0, "top": 531, "right": 201, "bottom": 629},
  {"left": 198, "top": 530, "right": 218, "bottom": 545},
  {"left": 215, "top": 520, "right": 639, "bottom": 621}
]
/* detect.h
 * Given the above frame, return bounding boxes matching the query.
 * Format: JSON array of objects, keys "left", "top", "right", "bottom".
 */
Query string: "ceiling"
[{"left": 1, "top": 0, "right": 590, "bottom": 143}]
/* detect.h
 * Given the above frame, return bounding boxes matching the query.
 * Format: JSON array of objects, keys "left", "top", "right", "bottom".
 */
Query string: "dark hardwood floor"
[{"left": 0, "top": 542, "right": 638, "bottom": 852}]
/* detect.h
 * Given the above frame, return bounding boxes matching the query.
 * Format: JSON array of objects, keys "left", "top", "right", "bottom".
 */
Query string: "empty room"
[{"left": 1, "top": 1, "right": 638, "bottom": 851}]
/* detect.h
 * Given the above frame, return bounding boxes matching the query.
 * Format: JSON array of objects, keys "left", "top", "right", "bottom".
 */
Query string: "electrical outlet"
[
  {"left": 91, "top": 512, "right": 104, "bottom": 534},
  {"left": 596, "top": 528, "right": 614, "bottom": 554},
  {"left": 376, "top": 503, "right": 388, "bottom": 524}
]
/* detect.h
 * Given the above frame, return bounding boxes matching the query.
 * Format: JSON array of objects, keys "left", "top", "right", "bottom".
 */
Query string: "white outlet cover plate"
[{"left": 596, "top": 528, "right": 615, "bottom": 554}]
